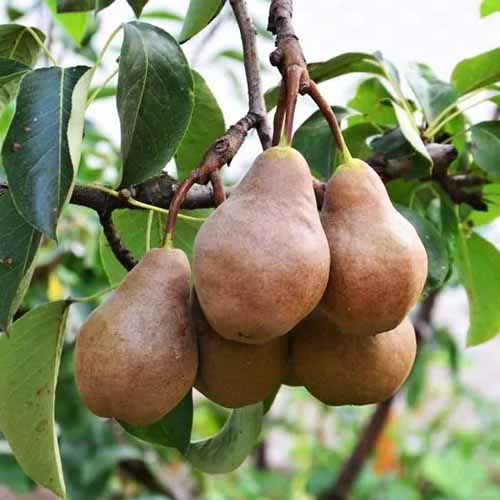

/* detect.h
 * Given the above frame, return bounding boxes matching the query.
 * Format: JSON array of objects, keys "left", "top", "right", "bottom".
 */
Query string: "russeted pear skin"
[
  {"left": 193, "top": 146, "right": 330, "bottom": 344},
  {"left": 75, "top": 248, "right": 198, "bottom": 425},
  {"left": 320, "top": 159, "right": 427, "bottom": 336},
  {"left": 290, "top": 309, "right": 416, "bottom": 405},
  {"left": 191, "top": 292, "right": 287, "bottom": 408}
]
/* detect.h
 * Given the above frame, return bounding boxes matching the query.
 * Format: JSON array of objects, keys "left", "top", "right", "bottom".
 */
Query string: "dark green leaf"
[
  {"left": 45, "top": 0, "right": 90, "bottom": 46},
  {"left": 456, "top": 229, "right": 500, "bottom": 346},
  {"left": 406, "top": 63, "right": 458, "bottom": 123},
  {"left": 2, "top": 66, "right": 92, "bottom": 238},
  {"left": 347, "top": 77, "right": 396, "bottom": 126},
  {"left": 121, "top": 391, "right": 193, "bottom": 453},
  {"left": 179, "top": 0, "right": 224, "bottom": 43},
  {"left": 0, "top": 192, "right": 42, "bottom": 332},
  {"left": 292, "top": 106, "right": 348, "bottom": 179},
  {"left": 0, "top": 57, "right": 30, "bottom": 113},
  {"left": 186, "top": 403, "right": 262, "bottom": 473},
  {"left": 0, "top": 301, "right": 71, "bottom": 497},
  {"left": 396, "top": 205, "right": 449, "bottom": 294},
  {"left": 0, "top": 24, "right": 44, "bottom": 65},
  {"left": 117, "top": 22, "right": 194, "bottom": 186},
  {"left": 342, "top": 123, "right": 379, "bottom": 159},
  {"left": 451, "top": 47, "right": 500, "bottom": 95},
  {"left": 57, "top": 0, "right": 115, "bottom": 12},
  {"left": 470, "top": 121, "right": 500, "bottom": 179},
  {"left": 265, "top": 52, "right": 383, "bottom": 110},
  {"left": 480, "top": 0, "right": 500, "bottom": 17},
  {"left": 175, "top": 71, "right": 225, "bottom": 180},
  {"left": 126, "top": 0, "right": 149, "bottom": 18},
  {"left": 57, "top": 0, "right": 95, "bottom": 11}
]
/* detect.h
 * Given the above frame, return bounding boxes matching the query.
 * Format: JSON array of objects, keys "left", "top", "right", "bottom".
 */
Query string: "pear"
[
  {"left": 191, "top": 292, "right": 287, "bottom": 408},
  {"left": 193, "top": 146, "right": 330, "bottom": 344},
  {"left": 75, "top": 248, "right": 198, "bottom": 425},
  {"left": 290, "top": 309, "right": 416, "bottom": 405},
  {"left": 320, "top": 159, "right": 427, "bottom": 336}
]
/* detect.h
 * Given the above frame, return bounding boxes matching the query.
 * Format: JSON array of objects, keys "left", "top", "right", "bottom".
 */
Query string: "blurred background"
[{"left": 1, "top": 1, "right": 500, "bottom": 499}]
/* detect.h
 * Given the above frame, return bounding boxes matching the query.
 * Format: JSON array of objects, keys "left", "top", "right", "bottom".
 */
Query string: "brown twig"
[
  {"left": 272, "top": 79, "right": 288, "bottom": 145},
  {"left": 210, "top": 170, "right": 226, "bottom": 206},
  {"left": 230, "top": 0, "right": 272, "bottom": 149},
  {"left": 99, "top": 210, "right": 137, "bottom": 270},
  {"left": 306, "top": 80, "right": 346, "bottom": 154},
  {"left": 164, "top": 113, "right": 259, "bottom": 243}
]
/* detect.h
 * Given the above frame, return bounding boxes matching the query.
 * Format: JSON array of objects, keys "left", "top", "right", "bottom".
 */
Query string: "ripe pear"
[
  {"left": 320, "top": 159, "right": 427, "bottom": 336},
  {"left": 193, "top": 146, "right": 330, "bottom": 344},
  {"left": 75, "top": 248, "right": 198, "bottom": 425},
  {"left": 290, "top": 309, "right": 416, "bottom": 405},
  {"left": 191, "top": 292, "right": 287, "bottom": 408}
]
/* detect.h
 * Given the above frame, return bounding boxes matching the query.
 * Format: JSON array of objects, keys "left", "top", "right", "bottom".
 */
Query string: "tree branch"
[
  {"left": 230, "top": 0, "right": 272, "bottom": 149},
  {"left": 99, "top": 210, "right": 137, "bottom": 270}
]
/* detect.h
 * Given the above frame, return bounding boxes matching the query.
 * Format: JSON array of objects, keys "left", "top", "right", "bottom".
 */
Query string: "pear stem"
[{"left": 306, "top": 80, "right": 352, "bottom": 163}]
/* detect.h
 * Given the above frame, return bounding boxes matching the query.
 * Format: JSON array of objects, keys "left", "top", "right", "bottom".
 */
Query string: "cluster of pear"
[{"left": 75, "top": 146, "right": 427, "bottom": 426}]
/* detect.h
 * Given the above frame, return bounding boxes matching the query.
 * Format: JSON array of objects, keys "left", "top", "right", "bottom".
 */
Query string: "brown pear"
[
  {"left": 193, "top": 146, "right": 330, "bottom": 344},
  {"left": 290, "top": 309, "right": 416, "bottom": 405},
  {"left": 320, "top": 159, "right": 427, "bottom": 336},
  {"left": 191, "top": 292, "right": 287, "bottom": 408},
  {"left": 75, "top": 248, "right": 198, "bottom": 425}
]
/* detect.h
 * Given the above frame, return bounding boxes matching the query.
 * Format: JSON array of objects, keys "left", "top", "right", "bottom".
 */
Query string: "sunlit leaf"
[
  {"left": 0, "top": 301, "right": 71, "bottom": 497},
  {"left": 45, "top": 0, "right": 90, "bottom": 46},
  {"left": 179, "top": 0, "right": 224, "bottom": 43},
  {"left": 452, "top": 47, "right": 500, "bottom": 95},
  {"left": 456, "top": 229, "right": 500, "bottom": 346}
]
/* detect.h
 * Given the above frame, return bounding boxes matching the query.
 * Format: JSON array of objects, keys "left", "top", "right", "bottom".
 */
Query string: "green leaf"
[
  {"left": 142, "top": 10, "right": 184, "bottom": 22},
  {"left": 179, "top": 0, "right": 224, "bottom": 43},
  {"left": 186, "top": 403, "right": 263, "bottom": 473},
  {"left": 265, "top": 52, "right": 384, "bottom": 110},
  {"left": 396, "top": 205, "right": 449, "bottom": 294},
  {"left": 2, "top": 66, "right": 92, "bottom": 238},
  {"left": 117, "top": 21, "right": 194, "bottom": 186},
  {"left": 121, "top": 391, "right": 193, "bottom": 453},
  {"left": 342, "top": 123, "right": 379, "bottom": 159},
  {"left": 292, "top": 106, "right": 348, "bottom": 179},
  {"left": 126, "top": 0, "right": 149, "bottom": 18},
  {"left": 175, "top": 71, "right": 225, "bottom": 180},
  {"left": 456, "top": 229, "right": 500, "bottom": 346},
  {"left": 451, "top": 47, "right": 500, "bottom": 95},
  {"left": 99, "top": 208, "right": 206, "bottom": 285},
  {"left": 348, "top": 77, "right": 396, "bottom": 127},
  {"left": 0, "top": 24, "right": 45, "bottom": 65},
  {"left": 392, "top": 102, "right": 432, "bottom": 178},
  {"left": 469, "top": 184, "right": 500, "bottom": 226},
  {"left": 480, "top": 0, "right": 500, "bottom": 17},
  {"left": 0, "top": 301, "right": 71, "bottom": 497},
  {"left": 0, "top": 57, "right": 30, "bottom": 114},
  {"left": 470, "top": 121, "right": 500, "bottom": 179},
  {"left": 0, "top": 192, "right": 42, "bottom": 333},
  {"left": 45, "top": 0, "right": 90, "bottom": 46},
  {"left": 406, "top": 63, "right": 458, "bottom": 123}
]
